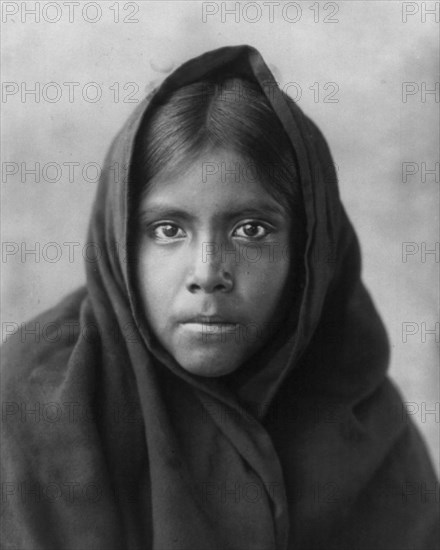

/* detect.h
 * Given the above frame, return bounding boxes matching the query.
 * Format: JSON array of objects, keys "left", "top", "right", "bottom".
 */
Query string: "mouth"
[
  {"left": 183, "top": 315, "right": 235, "bottom": 324},
  {"left": 180, "top": 315, "right": 239, "bottom": 334}
]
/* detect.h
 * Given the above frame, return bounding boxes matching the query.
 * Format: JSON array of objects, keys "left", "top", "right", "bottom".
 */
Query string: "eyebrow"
[
  {"left": 137, "top": 203, "right": 287, "bottom": 222},
  {"left": 137, "top": 208, "right": 193, "bottom": 223}
]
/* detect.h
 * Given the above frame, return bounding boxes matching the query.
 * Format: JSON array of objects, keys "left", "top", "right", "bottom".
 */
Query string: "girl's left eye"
[
  {"left": 233, "top": 223, "right": 270, "bottom": 239},
  {"left": 151, "top": 223, "right": 186, "bottom": 240}
]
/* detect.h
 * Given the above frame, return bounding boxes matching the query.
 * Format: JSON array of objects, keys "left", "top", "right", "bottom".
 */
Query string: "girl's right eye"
[{"left": 150, "top": 223, "right": 186, "bottom": 241}]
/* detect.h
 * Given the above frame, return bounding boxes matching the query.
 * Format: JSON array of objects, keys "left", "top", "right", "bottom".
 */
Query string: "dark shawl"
[{"left": 2, "top": 45, "right": 439, "bottom": 550}]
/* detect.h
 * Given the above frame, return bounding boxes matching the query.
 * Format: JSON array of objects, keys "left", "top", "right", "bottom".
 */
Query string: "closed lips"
[{"left": 181, "top": 316, "right": 237, "bottom": 324}]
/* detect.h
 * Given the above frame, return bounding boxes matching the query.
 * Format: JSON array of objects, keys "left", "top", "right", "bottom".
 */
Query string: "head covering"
[{"left": 2, "top": 45, "right": 438, "bottom": 550}]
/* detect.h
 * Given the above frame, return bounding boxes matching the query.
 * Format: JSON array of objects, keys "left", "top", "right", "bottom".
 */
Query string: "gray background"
[{"left": 2, "top": 1, "right": 439, "bottom": 471}]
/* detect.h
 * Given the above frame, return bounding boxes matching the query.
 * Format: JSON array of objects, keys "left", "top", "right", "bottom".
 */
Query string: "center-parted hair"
[{"left": 133, "top": 78, "right": 306, "bottom": 235}]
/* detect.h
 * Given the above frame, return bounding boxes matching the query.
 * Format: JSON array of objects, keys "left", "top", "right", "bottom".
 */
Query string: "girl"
[{"left": 2, "top": 45, "right": 438, "bottom": 550}]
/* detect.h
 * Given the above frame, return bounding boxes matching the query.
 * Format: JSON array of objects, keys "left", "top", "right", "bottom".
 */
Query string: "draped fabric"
[{"left": 2, "top": 45, "right": 438, "bottom": 550}]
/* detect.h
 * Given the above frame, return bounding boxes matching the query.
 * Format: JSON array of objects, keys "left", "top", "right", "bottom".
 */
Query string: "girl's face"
[{"left": 135, "top": 149, "right": 292, "bottom": 377}]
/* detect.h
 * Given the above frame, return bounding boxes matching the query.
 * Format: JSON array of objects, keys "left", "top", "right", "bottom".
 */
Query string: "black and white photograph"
[{"left": 1, "top": 1, "right": 439, "bottom": 549}]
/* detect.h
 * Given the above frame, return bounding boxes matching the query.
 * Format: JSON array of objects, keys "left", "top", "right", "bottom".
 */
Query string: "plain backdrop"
[{"left": 1, "top": 1, "right": 439, "bottom": 472}]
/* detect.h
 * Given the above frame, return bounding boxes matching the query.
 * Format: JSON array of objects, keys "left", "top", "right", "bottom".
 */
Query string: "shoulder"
[{"left": 1, "top": 287, "right": 88, "bottom": 404}]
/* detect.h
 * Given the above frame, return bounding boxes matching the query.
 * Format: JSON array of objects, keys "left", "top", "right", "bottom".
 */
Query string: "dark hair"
[{"left": 132, "top": 76, "right": 306, "bottom": 239}]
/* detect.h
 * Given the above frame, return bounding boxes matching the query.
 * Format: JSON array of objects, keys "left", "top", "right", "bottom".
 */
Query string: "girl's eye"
[
  {"left": 233, "top": 223, "right": 270, "bottom": 240},
  {"left": 151, "top": 223, "right": 186, "bottom": 241}
]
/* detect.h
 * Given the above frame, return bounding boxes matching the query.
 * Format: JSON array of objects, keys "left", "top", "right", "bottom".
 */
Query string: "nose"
[{"left": 185, "top": 244, "right": 234, "bottom": 294}]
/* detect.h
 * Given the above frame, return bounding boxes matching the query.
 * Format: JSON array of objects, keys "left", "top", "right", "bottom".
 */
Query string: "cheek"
[
  {"left": 135, "top": 245, "right": 182, "bottom": 323},
  {"left": 236, "top": 252, "right": 290, "bottom": 314}
]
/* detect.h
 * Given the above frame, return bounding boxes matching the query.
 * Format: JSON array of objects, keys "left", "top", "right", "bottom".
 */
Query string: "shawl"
[{"left": 2, "top": 45, "right": 439, "bottom": 550}]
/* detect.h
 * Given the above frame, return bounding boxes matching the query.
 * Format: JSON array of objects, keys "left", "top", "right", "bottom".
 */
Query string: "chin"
[{"left": 173, "top": 347, "right": 245, "bottom": 378}]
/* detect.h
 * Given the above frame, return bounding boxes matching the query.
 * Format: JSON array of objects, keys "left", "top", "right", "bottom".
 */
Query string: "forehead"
[{"left": 139, "top": 149, "right": 285, "bottom": 213}]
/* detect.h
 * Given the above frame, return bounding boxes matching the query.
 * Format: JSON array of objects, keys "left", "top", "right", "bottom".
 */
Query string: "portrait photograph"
[{"left": 1, "top": 1, "right": 439, "bottom": 549}]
